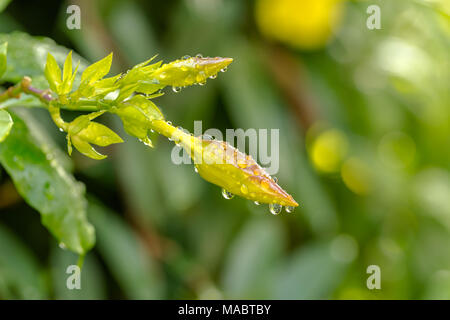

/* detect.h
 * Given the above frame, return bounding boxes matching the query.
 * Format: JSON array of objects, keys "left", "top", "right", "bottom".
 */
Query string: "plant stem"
[{"left": 0, "top": 77, "right": 99, "bottom": 111}]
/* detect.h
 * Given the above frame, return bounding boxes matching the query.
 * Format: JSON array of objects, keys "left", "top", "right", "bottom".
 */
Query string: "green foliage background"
[{"left": 0, "top": 0, "right": 449, "bottom": 299}]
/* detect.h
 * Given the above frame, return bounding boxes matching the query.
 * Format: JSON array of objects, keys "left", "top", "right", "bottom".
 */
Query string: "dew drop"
[
  {"left": 196, "top": 53, "right": 203, "bottom": 58},
  {"left": 166, "top": 121, "right": 172, "bottom": 125},
  {"left": 220, "top": 67, "right": 228, "bottom": 72},
  {"left": 194, "top": 166, "right": 198, "bottom": 173},
  {"left": 209, "top": 74, "right": 217, "bottom": 79},
  {"left": 240, "top": 184, "right": 248, "bottom": 194},
  {"left": 59, "top": 128, "right": 64, "bottom": 132},
  {"left": 202, "top": 134, "right": 213, "bottom": 140},
  {"left": 269, "top": 203, "right": 282, "bottom": 215},
  {"left": 254, "top": 201, "right": 260, "bottom": 206},
  {"left": 222, "top": 189, "right": 234, "bottom": 200},
  {"left": 199, "top": 80, "right": 206, "bottom": 86},
  {"left": 172, "top": 86, "right": 181, "bottom": 93},
  {"left": 285, "top": 206, "right": 295, "bottom": 213},
  {"left": 59, "top": 242, "right": 67, "bottom": 250}
]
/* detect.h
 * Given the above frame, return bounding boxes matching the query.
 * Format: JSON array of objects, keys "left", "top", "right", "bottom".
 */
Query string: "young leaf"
[
  {"left": 44, "top": 52, "right": 62, "bottom": 93},
  {"left": 114, "top": 94, "right": 164, "bottom": 146},
  {"left": 0, "top": 109, "right": 13, "bottom": 142},
  {"left": 0, "top": 41, "right": 7, "bottom": 78},
  {"left": 0, "top": 110, "right": 95, "bottom": 254},
  {"left": 59, "top": 51, "right": 79, "bottom": 95},
  {"left": 81, "top": 53, "right": 113, "bottom": 83},
  {"left": 67, "top": 111, "right": 123, "bottom": 159}
]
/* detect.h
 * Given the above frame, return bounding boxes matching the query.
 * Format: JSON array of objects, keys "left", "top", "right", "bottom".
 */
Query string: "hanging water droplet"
[
  {"left": 172, "top": 86, "right": 181, "bottom": 93},
  {"left": 254, "top": 201, "right": 260, "bottom": 206},
  {"left": 220, "top": 67, "right": 228, "bottom": 72},
  {"left": 194, "top": 166, "right": 198, "bottom": 173},
  {"left": 182, "top": 55, "right": 191, "bottom": 60},
  {"left": 285, "top": 206, "right": 295, "bottom": 213},
  {"left": 209, "top": 74, "right": 217, "bottom": 79},
  {"left": 59, "top": 242, "right": 67, "bottom": 250},
  {"left": 196, "top": 53, "right": 203, "bottom": 58},
  {"left": 222, "top": 188, "right": 234, "bottom": 200},
  {"left": 150, "top": 129, "right": 155, "bottom": 133},
  {"left": 199, "top": 80, "right": 206, "bottom": 86},
  {"left": 166, "top": 121, "right": 172, "bottom": 125},
  {"left": 272, "top": 176, "right": 278, "bottom": 183},
  {"left": 59, "top": 128, "right": 64, "bottom": 132},
  {"left": 269, "top": 203, "right": 282, "bottom": 215}
]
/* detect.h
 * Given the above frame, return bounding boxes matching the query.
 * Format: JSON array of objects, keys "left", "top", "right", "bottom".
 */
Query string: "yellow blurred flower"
[
  {"left": 310, "top": 129, "right": 348, "bottom": 173},
  {"left": 255, "top": 0, "right": 345, "bottom": 50},
  {"left": 341, "top": 157, "right": 371, "bottom": 195}
]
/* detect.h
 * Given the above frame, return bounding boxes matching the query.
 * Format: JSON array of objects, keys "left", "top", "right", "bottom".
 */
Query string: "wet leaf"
[
  {"left": 0, "top": 110, "right": 95, "bottom": 254},
  {"left": 0, "top": 41, "right": 7, "bottom": 78},
  {"left": 0, "top": 109, "right": 13, "bottom": 142}
]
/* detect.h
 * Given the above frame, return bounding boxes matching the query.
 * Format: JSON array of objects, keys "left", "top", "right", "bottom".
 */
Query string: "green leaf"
[
  {"left": 0, "top": 109, "right": 13, "bottom": 142},
  {"left": 78, "top": 53, "right": 113, "bottom": 96},
  {"left": 0, "top": 110, "right": 95, "bottom": 254},
  {"left": 0, "top": 32, "right": 87, "bottom": 89},
  {"left": 114, "top": 94, "right": 164, "bottom": 145},
  {"left": 0, "top": 224, "right": 48, "bottom": 299},
  {"left": 0, "top": 0, "right": 12, "bottom": 13},
  {"left": 44, "top": 52, "right": 62, "bottom": 93},
  {"left": 59, "top": 51, "right": 79, "bottom": 95},
  {"left": 0, "top": 41, "right": 6, "bottom": 78},
  {"left": 88, "top": 200, "right": 165, "bottom": 299},
  {"left": 67, "top": 111, "right": 123, "bottom": 160}
]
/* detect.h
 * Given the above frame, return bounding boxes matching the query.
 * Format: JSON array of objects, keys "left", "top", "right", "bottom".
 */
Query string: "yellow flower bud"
[
  {"left": 150, "top": 120, "right": 298, "bottom": 207},
  {"left": 150, "top": 56, "right": 233, "bottom": 88}
]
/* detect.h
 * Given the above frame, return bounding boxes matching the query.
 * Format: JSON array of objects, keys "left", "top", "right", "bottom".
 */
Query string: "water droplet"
[
  {"left": 285, "top": 206, "right": 295, "bottom": 213},
  {"left": 172, "top": 86, "right": 181, "bottom": 93},
  {"left": 199, "top": 80, "right": 206, "bottom": 86},
  {"left": 150, "top": 129, "right": 155, "bottom": 133},
  {"left": 240, "top": 184, "right": 248, "bottom": 194},
  {"left": 182, "top": 55, "right": 191, "bottom": 60},
  {"left": 272, "top": 177, "right": 278, "bottom": 183},
  {"left": 269, "top": 203, "right": 282, "bottom": 215},
  {"left": 166, "top": 121, "right": 172, "bottom": 125},
  {"left": 254, "top": 201, "right": 260, "bottom": 206},
  {"left": 202, "top": 134, "right": 213, "bottom": 140},
  {"left": 59, "top": 128, "right": 64, "bottom": 132},
  {"left": 220, "top": 67, "right": 228, "bottom": 72},
  {"left": 209, "top": 74, "right": 217, "bottom": 79},
  {"left": 194, "top": 166, "right": 198, "bottom": 173},
  {"left": 196, "top": 53, "right": 203, "bottom": 58},
  {"left": 59, "top": 242, "right": 67, "bottom": 250},
  {"left": 222, "top": 189, "right": 234, "bottom": 200}
]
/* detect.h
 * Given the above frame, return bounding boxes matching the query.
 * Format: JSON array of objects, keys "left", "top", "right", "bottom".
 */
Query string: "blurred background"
[{"left": 0, "top": 0, "right": 449, "bottom": 299}]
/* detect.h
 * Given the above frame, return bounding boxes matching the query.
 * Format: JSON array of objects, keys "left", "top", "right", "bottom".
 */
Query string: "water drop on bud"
[{"left": 269, "top": 203, "right": 282, "bottom": 215}]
